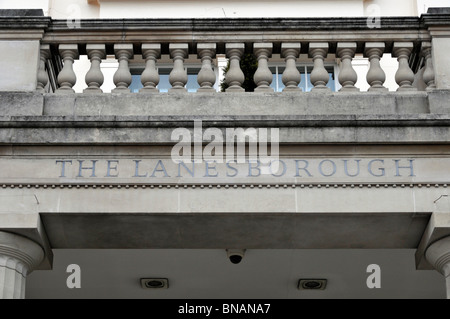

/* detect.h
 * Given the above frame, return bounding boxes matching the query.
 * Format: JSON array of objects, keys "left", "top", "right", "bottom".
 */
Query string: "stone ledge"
[
  {"left": 1, "top": 91, "right": 441, "bottom": 117},
  {"left": 42, "top": 92, "right": 433, "bottom": 117},
  {"left": 0, "top": 91, "right": 449, "bottom": 144}
]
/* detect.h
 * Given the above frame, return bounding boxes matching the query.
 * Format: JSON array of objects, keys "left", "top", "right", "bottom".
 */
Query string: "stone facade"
[{"left": 1, "top": 8, "right": 450, "bottom": 298}]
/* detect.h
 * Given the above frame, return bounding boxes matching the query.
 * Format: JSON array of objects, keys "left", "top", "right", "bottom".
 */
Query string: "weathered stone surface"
[
  {"left": 0, "top": 92, "right": 43, "bottom": 116},
  {"left": 429, "top": 90, "right": 450, "bottom": 113},
  {"left": 41, "top": 92, "right": 431, "bottom": 117},
  {"left": 0, "top": 9, "right": 44, "bottom": 17},
  {"left": 427, "top": 7, "right": 450, "bottom": 14},
  {"left": 0, "top": 41, "right": 40, "bottom": 92},
  {"left": 1, "top": 115, "right": 450, "bottom": 145},
  {"left": 0, "top": 91, "right": 446, "bottom": 145},
  {"left": 40, "top": 212, "right": 430, "bottom": 249}
]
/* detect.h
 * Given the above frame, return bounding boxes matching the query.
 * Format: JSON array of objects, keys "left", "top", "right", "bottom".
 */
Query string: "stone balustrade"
[
  {"left": 1, "top": 14, "right": 450, "bottom": 94},
  {"left": 37, "top": 39, "right": 435, "bottom": 94}
]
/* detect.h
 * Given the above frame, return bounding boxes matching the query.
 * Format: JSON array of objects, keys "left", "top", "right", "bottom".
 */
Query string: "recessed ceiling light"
[
  {"left": 141, "top": 278, "right": 169, "bottom": 289},
  {"left": 298, "top": 279, "right": 327, "bottom": 290}
]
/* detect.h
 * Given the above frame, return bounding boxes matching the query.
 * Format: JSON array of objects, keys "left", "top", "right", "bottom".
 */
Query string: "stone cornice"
[
  {"left": 1, "top": 114, "right": 450, "bottom": 128},
  {"left": 1, "top": 15, "right": 449, "bottom": 45},
  {"left": 46, "top": 17, "right": 424, "bottom": 31},
  {"left": 0, "top": 17, "right": 51, "bottom": 40},
  {"left": 1, "top": 115, "right": 450, "bottom": 144},
  {"left": 422, "top": 13, "right": 450, "bottom": 27}
]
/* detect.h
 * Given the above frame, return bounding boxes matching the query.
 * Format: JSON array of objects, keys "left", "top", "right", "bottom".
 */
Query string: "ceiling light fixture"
[
  {"left": 140, "top": 278, "right": 169, "bottom": 289},
  {"left": 298, "top": 279, "right": 327, "bottom": 290}
]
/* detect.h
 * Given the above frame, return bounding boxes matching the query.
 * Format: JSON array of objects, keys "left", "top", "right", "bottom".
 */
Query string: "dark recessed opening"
[
  {"left": 146, "top": 280, "right": 164, "bottom": 288},
  {"left": 141, "top": 278, "right": 168, "bottom": 289},
  {"left": 298, "top": 279, "right": 327, "bottom": 290},
  {"left": 229, "top": 255, "right": 243, "bottom": 264},
  {"left": 303, "top": 281, "right": 322, "bottom": 289}
]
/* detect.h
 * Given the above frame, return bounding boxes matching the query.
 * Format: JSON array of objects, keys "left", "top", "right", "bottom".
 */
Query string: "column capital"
[
  {"left": 416, "top": 196, "right": 450, "bottom": 270},
  {"left": 0, "top": 231, "right": 44, "bottom": 274},
  {"left": 426, "top": 236, "right": 450, "bottom": 276},
  {"left": 0, "top": 231, "right": 44, "bottom": 299}
]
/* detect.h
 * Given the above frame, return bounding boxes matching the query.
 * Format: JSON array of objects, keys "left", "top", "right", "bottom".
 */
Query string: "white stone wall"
[{"left": 2, "top": 0, "right": 450, "bottom": 18}]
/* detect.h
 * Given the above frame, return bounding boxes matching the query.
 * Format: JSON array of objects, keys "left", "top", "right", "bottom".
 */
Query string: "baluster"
[
  {"left": 169, "top": 43, "right": 188, "bottom": 92},
  {"left": 112, "top": 44, "right": 133, "bottom": 93},
  {"left": 56, "top": 44, "right": 79, "bottom": 93},
  {"left": 337, "top": 42, "right": 359, "bottom": 91},
  {"left": 140, "top": 43, "right": 161, "bottom": 93},
  {"left": 364, "top": 42, "right": 388, "bottom": 92},
  {"left": 36, "top": 44, "right": 50, "bottom": 93},
  {"left": 393, "top": 42, "right": 416, "bottom": 91},
  {"left": 197, "top": 43, "right": 216, "bottom": 92},
  {"left": 281, "top": 43, "right": 301, "bottom": 92},
  {"left": 225, "top": 43, "right": 245, "bottom": 92},
  {"left": 84, "top": 44, "right": 105, "bottom": 93},
  {"left": 421, "top": 42, "right": 436, "bottom": 91},
  {"left": 309, "top": 43, "right": 330, "bottom": 91},
  {"left": 253, "top": 43, "right": 273, "bottom": 92}
]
